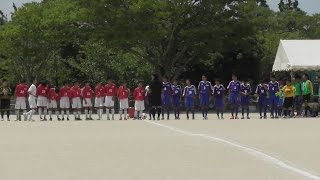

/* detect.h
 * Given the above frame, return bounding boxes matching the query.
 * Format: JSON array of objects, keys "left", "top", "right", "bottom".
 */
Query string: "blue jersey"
[
  {"left": 212, "top": 84, "right": 225, "bottom": 97},
  {"left": 268, "top": 81, "right": 279, "bottom": 96},
  {"left": 255, "top": 84, "right": 268, "bottom": 98},
  {"left": 172, "top": 85, "right": 182, "bottom": 97},
  {"left": 240, "top": 83, "right": 252, "bottom": 96},
  {"left": 227, "top": 80, "right": 241, "bottom": 94},
  {"left": 198, "top": 81, "right": 212, "bottom": 96},
  {"left": 162, "top": 82, "right": 172, "bottom": 97},
  {"left": 184, "top": 85, "right": 197, "bottom": 98}
]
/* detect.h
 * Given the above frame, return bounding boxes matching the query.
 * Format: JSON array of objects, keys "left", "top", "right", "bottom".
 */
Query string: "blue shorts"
[
  {"left": 241, "top": 96, "right": 250, "bottom": 106},
  {"left": 162, "top": 96, "right": 171, "bottom": 107},
  {"left": 276, "top": 97, "right": 284, "bottom": 107},
  {"left": 200, "top": 94, "right": 210, "bottom": 106},
  {"left": 269, "top": 95, "right": 278, "bottom": 106},
  {"left": 185, "top": 97, "right": 194, "bottom": 109},
  {"left": 172, "top": 96, "right": 180, "bottom": 108},
  {"left": 229, "top": 94, "right": 239, "bottom": 105},
  {"left": 215, "top": 96, "right": 224, "bottom": 108},
  {"left": 258, "top": 96, "right": 267, "bottom": 107}
]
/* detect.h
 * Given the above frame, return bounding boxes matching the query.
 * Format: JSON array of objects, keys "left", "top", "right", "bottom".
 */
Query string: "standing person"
[
  {"left": 82, "top": 81, "right": 94, "bottom": 120},
  {"left": 94, "top": 82, "right": 105, "bottom": 120},
  {"left": 183, "top": 79, "right": 197, "bottom": 120},
  {"left": 293, "top": 75, "right": 303, "bottom": 117},
  {"left": 172, "top": 79, "right": 182, "bottom": 120},
  {"left": 59, "top": 82, "right": 71, "bottom": 121},
  {"left": 268, "top": 75, "right": 280, "bottom": 118},
  {"left": 145, "top": 85, "right": 152, "bottom": 120},
  {"left": 149, "top": 74, "right": 163, "bottom": 120},
  {"left": 71, "top": 81, "right": 82, "bottom": 120},
  {"left": 302, "top": 73, "right": 314, "bottom": 117},
  {"left": 276, "top": 79, "right": 285, "bottom": 117},
  {"left": 24, "top": 78, "right": 37, "bottom": 121},
  {"left": 0, "top": 79, "right": 12, "bottom": 121},
  {"left": 14, "top": 79, "right": 28, "bottom": 121},
  {"left": 134, "top": 82, "right": 145, "bottom": 120},
  {"left": 104, "top": 79, "right": 117, "bottom": 120},
  {"left": 227, "top": 74, "right": 241, "bottom": 119},
  {"left": 240, "top": 79, "right": 252, "bottom": 119},
  {"left": 117, "top": 82, "right": 130, "bottom": 120},
  {"left": 212, "top": 79, "right": 225, "bottom": 119},
  {"left": 198, "top": 75, "right": 212, "bottom": 120},
  {"left": 48, "top": 86, "right": 60, "bottom": 121},
  {"left": 280, "top": 79, "right": 296, "bottom": 118},
  {"left": 255, "top": 79, "right": 268, "bottom": 119},
  {"left": 162, "top": 77, "right": 172, "bottom": 120},
  {"left": 37, "top": 81, "right": 49, "bottom": 121}
]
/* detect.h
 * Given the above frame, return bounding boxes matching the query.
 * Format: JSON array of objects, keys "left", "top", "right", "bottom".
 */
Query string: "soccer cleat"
[
  {"left": 241, "top": 116, "right": 245, "bottom": 119},
  {"left": 62, "top": 118, "right": 64, "bottom": 121},
  {"left": 230, "top": 116, "right": 234, "bottom": 119},
  {"left": 124, "top": 118, "right": 127, "bottom": 120},
  {"left": 260, "top": 116, "right": 263, "bottom": 119},
  {"left": 119, "top": 118, "right": 122, "bottom": 120},
  {"left": 107, "top": 118, "right": 110, "bottom": 120},
  {"left": 217, "top": 116, "right": 220, "bottom": 120},
  {"left": 247, "top": 116, "right": 250, "bottom": 119},
  {"left": 49, "top": 118, "right": 52, "bottom": 121},
  {"left": 264, "top": 116, "right": 267, "bottom": 119},
  {"left": 85, "top": 118, "right": 90, "bottom": 120},
  {"left": 221, "top": 116, "right": 224, "bottom": 120},
  {"left": 235, "top": 116, "right": 239, "bottom": 119},
  {"left": 67, "top": 118, "right": 70, "bottom": 121}
]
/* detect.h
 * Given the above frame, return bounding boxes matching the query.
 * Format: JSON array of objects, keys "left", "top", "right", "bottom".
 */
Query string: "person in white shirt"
[{"left": 24, "top": 78, "right": 37, "bottom": 121}]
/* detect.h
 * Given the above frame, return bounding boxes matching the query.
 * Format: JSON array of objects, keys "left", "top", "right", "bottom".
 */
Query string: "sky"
[{"left": 1, "top": 0, "right": 320, "bottom": 19}]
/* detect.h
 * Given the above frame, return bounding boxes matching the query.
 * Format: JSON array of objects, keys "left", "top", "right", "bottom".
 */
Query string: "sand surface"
[{"left": 0, "top": 113, "right": 319, "bottom": 180}]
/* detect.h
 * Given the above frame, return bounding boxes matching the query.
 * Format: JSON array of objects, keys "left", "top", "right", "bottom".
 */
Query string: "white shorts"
[
  {"left": 119, "top": 98, "right": 129, "bottom": 109},
  {"left": 37, "top": 96, "right": 48, "bottom": 107},
  {"left": 83, "top": 98, "right": 93, "bottom": 108},
  {"left": 72, "top": 97, "right": 82, "bottom": 109},
  {"left": 104, "top": 96, "right": 115, "bottom": 107},
  {"left": 28, "top": 96, "right": 37, "bottom": 109},
  {"left": 135, "top": 100, "right": 145, "bottom": 111},
  {"left": 94, "top": 97, "right": 104, "bottom": 108},
  {"left": 60, "top": 97, "right": 70, "bottom": 109},
  {"left": 48, "top": 100, "right": 58, "bottom": 109},
  {"left": 15, "top": 97, "right": 26, "bottom": 110}
]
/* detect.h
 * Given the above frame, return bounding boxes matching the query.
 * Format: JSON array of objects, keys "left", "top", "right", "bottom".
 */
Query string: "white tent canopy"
[{"left": 272, "top": 40, "right": 320, "bottom": 71}]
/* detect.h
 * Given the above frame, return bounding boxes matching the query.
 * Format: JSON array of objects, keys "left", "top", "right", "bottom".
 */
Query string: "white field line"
[{"left": 145, "top": 120, "right": 320, "bottom": 180}]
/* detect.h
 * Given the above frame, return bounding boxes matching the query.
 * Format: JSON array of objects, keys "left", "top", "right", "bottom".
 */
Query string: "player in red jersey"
[
  {"left": 134, "top": 81, "right": 145, "bottom": 120},
  {"left": 117, "top": 82, "right": 130, "bottom": 120},
  {"left": 14, "top": 79, "right": 29, "bottom": 121},
  {"left": 37, "top": 81, "right": 49, "bottom": 121},
  {"left": 94, "top": 82, "right": 105, "bottom": 120},
  {"left": 48, "top": 85, "right": 60, "bottom": 121},
  {"left": 104, "top": 79, "right": 117, "bottom": 120},
  {"left": 82, "top": 81, "right": 94, "bottom": 120},
  {"left": 59, "top": 82, "right": 71, "bottom": 120},
  {"left": 71, "top": 81, "right": 82, "bottom": 120}
]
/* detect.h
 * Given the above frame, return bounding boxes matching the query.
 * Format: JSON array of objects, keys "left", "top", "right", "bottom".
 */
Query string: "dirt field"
[{"left": 0, "top": 113, "right": 319, "bottom": 180}]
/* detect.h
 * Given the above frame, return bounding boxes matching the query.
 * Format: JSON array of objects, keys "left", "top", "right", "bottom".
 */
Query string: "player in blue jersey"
[
  {"left": 172, "top": 79, "right": 182, "bottom": 120},
  {"left": 183, "top": 79, "right": 197, "bottom": 120},
  {"left": 268, "top": 75, "right": 280, "bottom": 118},
  {"left": 198, "top": 75, "right": 212, "bottom": 120},
  {"left": 255, "top": 79, "right": 269, "bottom": 119},
  {"left": 212, "top": 79, "right": 225, "bottom": 119},
  {"left": 240, "top": 79, "right": 252, "bottom": 119},
  {"left": 162, "top": 77, "right": 172, "bottom": 120},
  {"left": 227, "top": 74, "right": 241, "bottom": 119}
]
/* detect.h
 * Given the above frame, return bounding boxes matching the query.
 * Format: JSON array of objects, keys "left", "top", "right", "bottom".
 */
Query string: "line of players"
[{"left": 12, "top": 73, "right": 315, "bottom": 121}]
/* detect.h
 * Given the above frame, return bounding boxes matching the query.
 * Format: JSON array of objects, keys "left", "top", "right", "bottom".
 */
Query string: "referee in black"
[{"left": 149, "top": 74, "right": 163, "bottom": 120}]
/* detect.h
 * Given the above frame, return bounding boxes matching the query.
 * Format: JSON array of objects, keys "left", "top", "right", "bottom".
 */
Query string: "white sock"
[
  {"left": 124, "top": 109, "right": 127, "bottom": 119},
  {"left": 48, "top": 110, "right": 52, "bottom": 118},
  {"left": 44, "top": 109, "right": 47, "bottom": 118},
  {"left": 29, "top": 109, "right": 35, "bottom": 120},
  {"left": 73, "top": 110, "right": 77, "bottom": 119},
  {"left": 85, "top": 109, "right": 88, "bottom": 118},
  {"left": 23, "top": 110, "right": 27, "bottom": 120},
  {"left": 119, "top": 109, "right": 123, "bottom": 119},
  {"left": 55, "top": 111, "right": 59, "bottom": 119},
  {"left": 15, "top": 110, "right": 19, "bottom": 120},
  {"left": 26, "top": 110, "right": 32, "bottom": 115},
  {"left": 39, "top": 108, "right": 42, "bottom": 118},
  {"left": 99, "top": 109, "right": 103, "bottom": 119},
  {"left": 106, "top": 109, "right": 110, "bottom": 119},
  {"left": 77, "top": 111, "right": 81, "bottom": 119},
  {"left": 111, "top": 108, "right": 115, "bottom": 118},
  {"left": 66, "top": 110, "right": 70, "bottom": 118},
  {"left": 139, "top": 111, "right": 143, "bottom": 119},
  {"left": 61, "top": 110, "right": 64, "bottom": 118},
  {"left": 89, "top": 110, "right": 92, "bottom": 118}
]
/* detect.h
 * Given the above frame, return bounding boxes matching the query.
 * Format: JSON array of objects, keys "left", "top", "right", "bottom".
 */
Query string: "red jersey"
[
  {"left": 15, "top": 83, "right": 28, "bottom": 97},
  {"left": 59, "top": 86, "right": 71, "bottom": 98},
  {"left": 37, "top": 84, "right": 49, "bottom": 97},
  {"left": 117, "top": 86, "right": 130, "bottom": 99},
  {"left": 134, "top": 87, "right": 145, "bottom": 101},
  {"left": 49, "top": 88, "right": 59, "bottom": 100},
  {"left": 104, "top": 83, "right": 117, "bottom": 96},
  {"left": 95, "top": 85, "right": 105, "bottom": 97},
  {"left": 82, "top": 86, "right": 93, "bottom": 99},
  {"left": 70, "top": 86, "right": 81, "bottom": 98}
]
